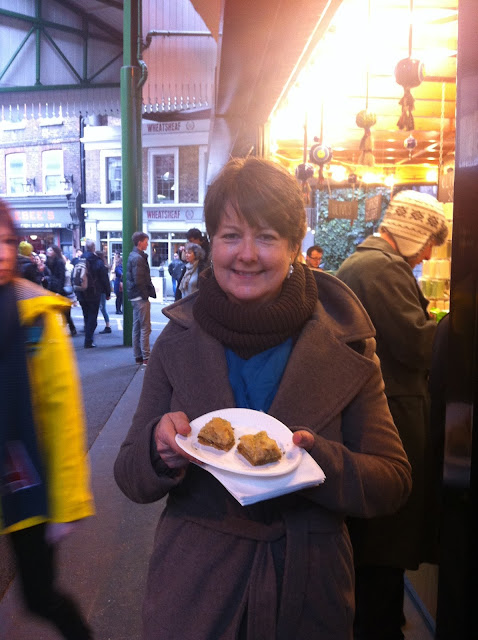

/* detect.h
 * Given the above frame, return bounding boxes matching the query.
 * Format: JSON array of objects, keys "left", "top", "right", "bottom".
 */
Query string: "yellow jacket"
[{"left": 1, "top": 279, "right": 95, "bottom": 533}]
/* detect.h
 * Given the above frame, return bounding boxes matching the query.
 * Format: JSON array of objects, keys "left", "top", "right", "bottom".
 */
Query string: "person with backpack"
[{"left": 75, "top": 240, "right": 110, "bottom": 349}]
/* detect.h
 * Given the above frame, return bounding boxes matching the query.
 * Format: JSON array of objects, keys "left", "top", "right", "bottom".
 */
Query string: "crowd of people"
[{"left": 2, "top": 157, "right": 451, "bottom": 640}]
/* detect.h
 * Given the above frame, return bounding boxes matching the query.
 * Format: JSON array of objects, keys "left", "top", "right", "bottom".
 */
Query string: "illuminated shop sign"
[{"left": 13, "top": 209, "right": 71, "bottom": 228}]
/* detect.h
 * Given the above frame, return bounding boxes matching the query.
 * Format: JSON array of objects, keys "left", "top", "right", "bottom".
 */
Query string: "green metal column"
[{"left": 121, "top": 0, "right": 142, "bottom": 346}]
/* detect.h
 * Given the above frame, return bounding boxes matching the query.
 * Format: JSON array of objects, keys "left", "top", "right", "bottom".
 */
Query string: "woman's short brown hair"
[{"left": 204, "top": 157, "right": 307, "bottom": 252}]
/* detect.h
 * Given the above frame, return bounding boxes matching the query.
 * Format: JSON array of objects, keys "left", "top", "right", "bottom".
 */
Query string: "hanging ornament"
[
  {"left": 309, "top": 143, "right": 333, "bottom": 166},
  {"left": 295, "top": 163, "right": 315, "bottom": 182},
  {"left": 395, "top": 58, "right": 424, "bottom": 131},
  {"left": 295, "top": 163, "right": 315, "bottom": 204},
  {"left": 356, "top": 0, "right": 376, "bottom": 166},
  {"left": 356, "top": 109, "right": 377, "bottom": 166},
  {"left": 309, "top": 139, "right": 333, "bottom": 187},
  {"left": 395, "top": 1, "right": 424, "bottom": 131}
]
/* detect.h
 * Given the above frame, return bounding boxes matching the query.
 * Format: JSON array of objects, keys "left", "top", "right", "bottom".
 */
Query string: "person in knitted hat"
[
  {"left": 381, "top": 190, "right": 447, "bottom": 264},
  {"left": 18, "top": 240, "right": 33, "bottom": 257},
  {"left": 114, "top": 157, "right": 411, "bottom": 640},
  {"left": 336, "top": 189, "right": 447, "bottom": 640},
  {"left": 17, "top": 241, "right": 41, "bottom": 284}
]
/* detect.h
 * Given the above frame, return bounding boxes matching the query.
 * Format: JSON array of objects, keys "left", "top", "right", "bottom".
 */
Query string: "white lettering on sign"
[{"left": 14, "top": 210, "right": 56, "bottom": 222}]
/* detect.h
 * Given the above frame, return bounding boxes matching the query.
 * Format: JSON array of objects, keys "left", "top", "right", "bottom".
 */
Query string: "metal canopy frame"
[{"left": 0, "top": 0, "right": 123, "bottom": 93}]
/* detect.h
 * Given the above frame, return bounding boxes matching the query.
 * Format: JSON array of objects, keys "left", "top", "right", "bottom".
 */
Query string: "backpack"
[{"left": 72, "top": 258, "right": 89, "bottom": 291}]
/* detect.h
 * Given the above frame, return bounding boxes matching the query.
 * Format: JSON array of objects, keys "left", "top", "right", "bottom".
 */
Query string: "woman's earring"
[
  {"left": 287, "top": 262, "right": 294, "bottom": 279},
  {"left": 210, "top": 259, "right": 214, "bottom": 275}
]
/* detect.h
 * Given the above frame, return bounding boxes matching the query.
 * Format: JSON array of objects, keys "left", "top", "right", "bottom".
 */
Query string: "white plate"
[{"left": 175, "top": 408, "right": 301, "bottom": 477}]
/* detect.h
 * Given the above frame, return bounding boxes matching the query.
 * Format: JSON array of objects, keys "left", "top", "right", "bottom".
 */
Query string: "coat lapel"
[
  {"left": 160, "top": 297, "right": 376, "bottom": 432},
  {"left": 270, "top": 315, "right": 376, "bottom": 434},
  {"left": 159, "top": 320, "right": 236, "bottom": 419}
]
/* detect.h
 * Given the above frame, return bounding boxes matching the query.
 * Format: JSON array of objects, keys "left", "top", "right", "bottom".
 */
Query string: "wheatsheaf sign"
[{"left": 145, "top": 208, "right": 202, "bottom": 222}]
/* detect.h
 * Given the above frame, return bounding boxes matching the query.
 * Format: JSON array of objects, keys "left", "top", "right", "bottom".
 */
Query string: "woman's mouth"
[{"left": 232, "top": 270, "right": 260, "bottom": 277}]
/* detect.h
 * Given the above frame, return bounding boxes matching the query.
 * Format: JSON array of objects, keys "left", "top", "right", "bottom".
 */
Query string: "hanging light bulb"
[{"left": 384, "top": 174, "right": 396, "bottom": 188}]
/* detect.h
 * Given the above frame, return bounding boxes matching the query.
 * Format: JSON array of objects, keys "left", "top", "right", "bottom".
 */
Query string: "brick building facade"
[
  {"left": 82, "top": 116, "right": 209, "bottom": 276},
  {"left": 0, "top": 115, "right": 83, "bottom": 256}
]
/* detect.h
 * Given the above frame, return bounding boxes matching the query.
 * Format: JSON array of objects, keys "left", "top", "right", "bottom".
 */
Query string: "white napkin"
[{"left": 202, "top": 450, "right": 326, "bottom": 506}]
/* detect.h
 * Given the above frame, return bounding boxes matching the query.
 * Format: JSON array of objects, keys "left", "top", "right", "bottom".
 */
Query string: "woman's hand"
[
  {"left": 153, "top": 411, "right": 199, "bottom": 469},
  {"left": 292, "top": 430, "right": 315, "bottom": 452}
]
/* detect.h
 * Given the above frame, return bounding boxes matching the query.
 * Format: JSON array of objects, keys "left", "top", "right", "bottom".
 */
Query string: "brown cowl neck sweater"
[{"left": 193, "top": 262, "right": 318, "bottom": 359}]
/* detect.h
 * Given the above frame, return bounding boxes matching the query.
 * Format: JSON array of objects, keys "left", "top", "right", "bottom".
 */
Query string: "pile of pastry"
[{"left": 197, "top": 417, "right": 282, "bottom": 466}]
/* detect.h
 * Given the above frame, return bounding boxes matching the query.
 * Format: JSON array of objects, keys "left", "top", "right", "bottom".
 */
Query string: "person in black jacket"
[
  {"left": 77, "top": 240, "right": 111, "bottom": 348},
  {"left": 126, "top": 231, "right": 156, "bottom": 365},
  {"left": 17, "top": 242, "right": 42, "bottom": 285},
  {"left": 168, "top": 252, "right": 185, "bottom": 297},
  {"left": 46, "top": 245, "right": 77, "bottom": 337}
]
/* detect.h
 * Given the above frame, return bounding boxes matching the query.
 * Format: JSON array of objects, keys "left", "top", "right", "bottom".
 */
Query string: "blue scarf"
[
  {"left": 226, "top": 338, "right": 293, "bottom": 412},
  {"left": 0, "top": 283, "right": 48, "bottom": 529}
]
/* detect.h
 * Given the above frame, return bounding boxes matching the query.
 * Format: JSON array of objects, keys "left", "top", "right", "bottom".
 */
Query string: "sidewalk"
[{"left": 0, "top": 367, "right": 165, "bottom": 640}]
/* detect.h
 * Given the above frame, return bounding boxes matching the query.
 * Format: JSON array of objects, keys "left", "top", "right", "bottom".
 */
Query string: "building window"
[
  {"left": 42, "top": 149, "right": 63, "bottom": 193},
  {"left": 6, "top": 153, "right": 26, "bottom": 195},
  {"left": 107, "top": 157, "right": 122, "bottom": 202},
  {"left": 153, "top": 154, "right": 175, "bottom": 203}
]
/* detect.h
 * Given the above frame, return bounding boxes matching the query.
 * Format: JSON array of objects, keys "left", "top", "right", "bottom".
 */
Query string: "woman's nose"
[{"left": 236, "top": 236, "right": 258, "bottom": 261}]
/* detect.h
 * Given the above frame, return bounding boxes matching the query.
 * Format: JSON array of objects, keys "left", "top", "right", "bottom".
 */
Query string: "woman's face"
[
  {"left": 47, "top": 247, "right": 54, "bottom": 257},
  {"left": 184, "top": 248, "right": 197, "bottom": 263},
  {"left": 0, "top": 222, "right": 17, "bottom": 286},
  {"left": 211, "top": 203, "right": 297, "bottom": 308}
]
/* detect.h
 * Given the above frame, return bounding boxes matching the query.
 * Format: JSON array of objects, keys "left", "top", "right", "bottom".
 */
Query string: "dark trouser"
[
  {"left": 79, "top": 296, "right": 100, "bottom": 346},
  {"left": 354, "top": 565, "right": 405, "bottom": 640},
  {"left": 9, "top": 524, "right": 92, "bottom": 639},
  {"left": 65, "top": 307, "right": 76, "bottom": 334},
  {"left": 115, "top": 290, "right": 123, "bottom": 313}
]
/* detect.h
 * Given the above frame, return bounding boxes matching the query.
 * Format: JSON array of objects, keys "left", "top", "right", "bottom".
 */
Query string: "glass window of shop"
[
  {"left": 107, "top": 157, "right": 122, "bottom": 202},
  {"left": 99, "top": 231, "right": 123, "bottom": 266},
  {"left": 42, "top": 149, "right": 63, "bottom": 193},
  {"left": 153, "top": 153, "right": 176, "bottom": 203},
  {"left": 6, "top": 152, "right": 26, "bottom": 195},
  {"left": 19, "top": 232, "right": 55, "bottom": 254},
  {"left": 150, "top": 232, "right": 187, "bottom": 268}
]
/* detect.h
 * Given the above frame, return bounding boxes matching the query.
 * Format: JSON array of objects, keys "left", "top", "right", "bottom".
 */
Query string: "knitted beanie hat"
[
  {"left": 18, "top": 241, "right": 33, "bottom": 256},
  {"left": 381, "top": 190, "right": 447, "bottom": 258}
]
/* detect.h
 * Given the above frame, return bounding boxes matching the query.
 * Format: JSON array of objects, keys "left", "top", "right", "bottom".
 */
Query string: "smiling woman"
[{"left": 114, "top": 157, "right": 412, "bottom": 640}]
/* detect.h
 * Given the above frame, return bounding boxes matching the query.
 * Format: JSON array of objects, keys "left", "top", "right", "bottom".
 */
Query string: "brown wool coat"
[{"left": 114, "top": 272, "right": 412, "bottom": 640}]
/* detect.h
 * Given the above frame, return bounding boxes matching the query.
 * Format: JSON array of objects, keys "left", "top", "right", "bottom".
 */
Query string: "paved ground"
[{"left": 0, "top": 296, "right": 435, "bottom": 640}]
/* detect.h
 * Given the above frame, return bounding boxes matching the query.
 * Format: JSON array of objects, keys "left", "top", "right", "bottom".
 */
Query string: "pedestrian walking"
[
  {"left": 0, "top": 199, "right": 95, "bottom": 640},
  {"left": 76, "top": 241, "right": 110, "bottom": 349},
  {"left": 113, "top": 252, "right": 123, "bottom": 314}
]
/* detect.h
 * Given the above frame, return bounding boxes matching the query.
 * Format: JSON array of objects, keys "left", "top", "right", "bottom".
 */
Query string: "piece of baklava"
[
  {"left": 237, "top": 430, "right": 282, "bottom": 466},
  {"left": 197, "top": 417, "right": 235, "bottom": 451}
]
